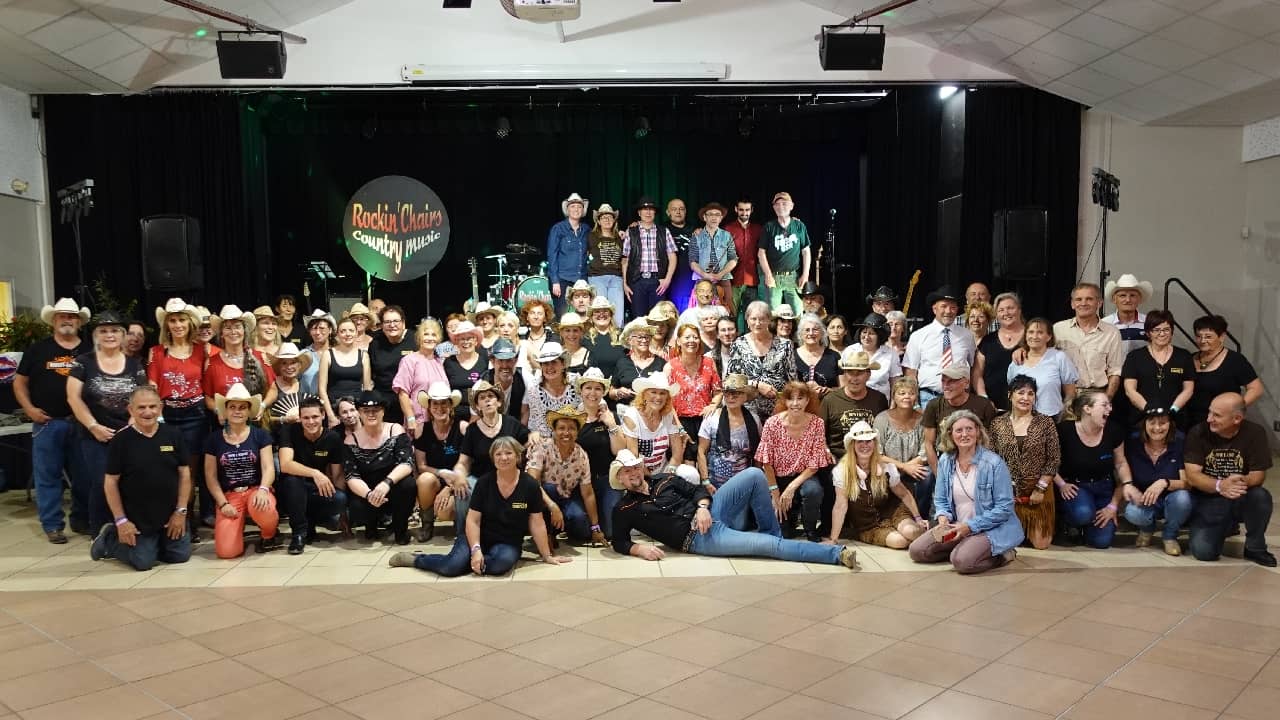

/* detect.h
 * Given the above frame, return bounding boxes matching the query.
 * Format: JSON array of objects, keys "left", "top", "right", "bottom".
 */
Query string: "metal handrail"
[{"left": 1163, "top": 277, "right": 1241, "bottom": 353}]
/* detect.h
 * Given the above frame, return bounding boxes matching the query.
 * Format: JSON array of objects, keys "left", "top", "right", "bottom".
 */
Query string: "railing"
[{"left": 1163, "top": 277, "right": 1241, "bottom": 353}]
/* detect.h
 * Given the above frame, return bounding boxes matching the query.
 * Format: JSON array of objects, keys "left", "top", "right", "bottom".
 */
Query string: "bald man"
[{"left": 1184, "top": 392, "right": 1274, "bottom": 566}]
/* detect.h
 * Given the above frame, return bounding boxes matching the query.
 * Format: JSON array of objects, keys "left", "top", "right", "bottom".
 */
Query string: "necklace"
[
  {"left": 1198, "top": 346, "right": 1225, "bottom": 370},
  {"left": 477, "top": 414, "right": 500, "bottom": 430}
]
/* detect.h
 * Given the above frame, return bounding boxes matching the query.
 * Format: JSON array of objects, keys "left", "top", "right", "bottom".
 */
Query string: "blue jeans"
[
  {"left": 31, "top": 418, "right": 84, "bottom": 532},
  {"left": 75, "top": 427, "right": 112, "bottom": 532},
  {"left": 588, "top": 275, "right": 625, "bottom": 328},
  {"left": 911, "top": 469, "right": 936, "bottom": 520},
  {"left": 689, "top": 467, "right": 842, "bottom": 564},
  {"left": 164, "top": 407, "right": 208, "bottom": 519},
  {"left": 591, "top": 472, "right": 621, "bottom": 539},
  {"left": 1123, "top": 489, "right": 1193, "bottom": 540},
  {"left": 414, "top": 532, "right": 521, "bottom": 577},
  {"left": 1059, "top": 479, "right": 1117, "bottom": 549},
  {"left": 628, "top": 276, "right": 662, "bottom": 321},
  {"left": 1189, "top": 486, "right": 1272, "bottom": 562},
  {"left": 454, "top": 475, "right": 480, "bottom": 526},
  {"left": 98, "top": 524, "right": 192, "bottom": 571},
  {"left": 544, "top": 483, "right": 589, "bottom": 542},
  {"left": 918, "top": 388, "right": 941, "bottom": 407},
  {"left": 765, "top": 271, "right": 801, "bottom": 315}
]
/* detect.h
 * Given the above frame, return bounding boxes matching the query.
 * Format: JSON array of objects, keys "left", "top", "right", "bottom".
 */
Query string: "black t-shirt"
[
  {"left": 978, "top": 332, "right": 1017, "bottom": 411},
  {"left": 1184, "top": 420, "right": 1273, "bottom": 490},
  {"left": 105, "top": 424, "right": 187, "bottom": 533},
  {"left": 584, "top": 333, "right": 625, "bottom": 382},
  {"left": 279, "top": 424, "right": 343, "bottom": 475},
  {"left": 577, "top": 420, "right": 614, "bottom": 478},
  {"left": 444, "top": 354, "right": 490, "bottom": 416},
  {"left": 1121, "top": 346, "right": 1195, "bottom": 423},
  {"left": 469, "top": 471, "right": 545, "bottom": 550},
  {"left": 413, "top": 419, "right": 465, "bottom": 472},
  {"left": 16, "top": 336, "right": 87, "bottom": 418},
  {"left": 460, "top": 416, "right": 530, "bottom": 478},
  {"left": 204, "top": 427, "right": 274, "bottom": 491},
  {"left": 69, "top": 352, "right": 149, "bottom": 430},
  {"left": 368, "top": 334, "right": 417, "bottom": 392},
  {"left": 1186, "top": 350, "right": 1258, "bottom": 426},
  {"left": 794, "top": 348, "right": 842, "bottom": 389},
  {"left": 279, "top": 317, "right": 307, "bottom": 347},
  {"left": 1056, "top": 421, "right": 1127, "bottom": 485},
  {"left": 613, "top": 355, "right": 667, "bottom": 391}
]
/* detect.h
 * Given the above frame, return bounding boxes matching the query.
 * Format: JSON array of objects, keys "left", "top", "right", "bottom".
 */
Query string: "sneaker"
[
  {"left": 388, "top": 552, "right": 418, "bottom": 568},
  {"left": 255, "top": 534, "right": 283, "bottom": 553},
  {"left": 1162, "top": 539, "right": 1181, "bottom": 557},
  {"left": 1135, "top": 531, "right": 1153, "bottom": 548},
  {"left": 1243, "top": 549, "right": 1278, "bottom": 567},
  {"left": 45, "top": 529, "right": 68, "bottom": 545},
  {"left": 839, "top": 546, "right": 858, "bottom": 570},
  {"left": 89, "top": 523, "right": 113, "bottom": 561}
]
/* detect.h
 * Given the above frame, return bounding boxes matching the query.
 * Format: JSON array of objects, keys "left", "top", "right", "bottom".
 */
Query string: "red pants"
[{"left": 215, "top": 487, "right": 279, "bottom": 558}]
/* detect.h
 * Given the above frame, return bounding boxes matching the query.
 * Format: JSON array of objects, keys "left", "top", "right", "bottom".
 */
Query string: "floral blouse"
[
  {"left": 727, "top": 335, "right": 797, "bottom": 419},
  {"left": 668, "top": 354, "right": 722, "bottom": 418},
  {"left": 526, "top": 438, "right": 592, "bottom": 498},
  {"left": 754, "top": 413, "right": 833, "bottom": 477}
]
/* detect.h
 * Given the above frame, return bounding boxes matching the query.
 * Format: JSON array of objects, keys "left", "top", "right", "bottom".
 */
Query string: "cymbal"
[{"left": 507, "top": 243, "right": 540, "bottom": 255}]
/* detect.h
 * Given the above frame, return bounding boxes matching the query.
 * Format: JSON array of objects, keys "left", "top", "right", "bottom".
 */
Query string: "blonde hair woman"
[{"left": 827, "top": 422, "right": 926, "bottom": 548}]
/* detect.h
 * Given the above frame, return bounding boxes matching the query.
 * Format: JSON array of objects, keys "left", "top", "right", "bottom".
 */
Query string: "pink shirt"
[
  {"left": 951, "top": 463, "right": 978, "bottom": 523},
  {"left": 755, "top": 413, "right": 833, "bottom": 477},
  {"left": 391, "top": 352, "right": 448, "bottom": 424}
]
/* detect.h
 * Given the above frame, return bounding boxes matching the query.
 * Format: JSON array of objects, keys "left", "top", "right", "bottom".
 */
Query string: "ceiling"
[{"left": 0, "top": 0, "right": 1277, "bottom": 125}]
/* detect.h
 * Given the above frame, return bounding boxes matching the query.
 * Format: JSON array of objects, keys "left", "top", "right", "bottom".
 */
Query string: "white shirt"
[
  {"left": 1102, "top": 312, "right": 1147, "bottom": 357},
  {"left": 902, "top": 320, "right": 976, "bottom": 392},
  {"left": 850, "top": 343, "right": 903, "bottom": 398}
]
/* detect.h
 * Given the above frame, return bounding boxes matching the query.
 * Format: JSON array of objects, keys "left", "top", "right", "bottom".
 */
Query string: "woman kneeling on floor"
[
  {"left": 826, "top": 421, "right": 928, "bottom": 548},
  {"left": 388, "top": 437, "right": 572, "bottom": 576},
  {"left": 205, "top": 384, "right": 280, "bottom": 558}
]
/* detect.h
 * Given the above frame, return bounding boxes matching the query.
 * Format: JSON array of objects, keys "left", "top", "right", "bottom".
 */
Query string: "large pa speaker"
[
  {"left": 992, "top": 208, "right": 1048, "bottom": 280},
  {"left": 140, "top": 215, "right": 204, "bottom": 292},
  {"left": 217, "top": 34, "right": 287, "bottom": 79},
  {"left": 819, "top": 26, "right": 886, "bottom": 71}
]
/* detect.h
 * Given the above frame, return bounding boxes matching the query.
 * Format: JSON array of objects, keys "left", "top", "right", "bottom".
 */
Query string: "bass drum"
[{"left": 514, "top": 275, "right": 552, "bottom": 311}]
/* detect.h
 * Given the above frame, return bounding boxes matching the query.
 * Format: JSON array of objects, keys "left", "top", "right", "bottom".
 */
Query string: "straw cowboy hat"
[
  {"left": 592, "top": 203, "right": 618, "bottom": 223},
  {"left": 270, "top": 343, "right": 313, "bottom": 375},
  {"left": 448, "top": 320, "right": 485, "bottom": 344},
  {"left": 1104, "top": 273, "right": 1153, "bottom": 304},
  {"left": 154, "top": 298, "right": 201, "bottom": 329},
  {"left": 588, "top": 295, "right": 615, "bottom": 315},
  {"left": 40, "top": 298, "right": 90, "bottom": 326},
  {"left": 633, "top": 370, "right": 681, "bottom": 396},
  {"left": 772, "top": 305, "right": 798, "bottom": 321},
  {"left": 574, "top": 367, "right": 612, "bottom": 394},
  {"left": 561, "top": 192, "right": 589, "bottom": 216},
  {"left": 555, "top": 312, "right": 587, "bottom": 331},
  {"left": 193, "top": 306, "right": 213, "bottom": 326},
  {"left": 609, "top": 449, "right": 645, "bottom": 490},
  {"left": 345, "top": 302, "right": 372, "bottom": 320},
  {"left": 838, "top": 348, "right": 882, "bottom": 372},
  {"left": 417, "top": 380, "right": 462, "bottom": 409},
  {"left": 468, "top": 379, "right": 500, "bottom": 408},
  {"left": 213, "top": 304, "right": 256, "bottom": 335},
  {"left": 305, "top": 309, "right": 337, "bottom": 331},
  {"left": 472, "top": 301, "right": 499, "bottom": 321},
  {"left": 842, "top": 420, "right": 879, "bottom": 452},
  {"left": 721, "top": 373, "right": 758, "bottom": 399},
  {"left": 620, "top": 318, "right": 655, "bottom": 345},
  {"left": 251, "top": 305, "right": 279, "bottom": 322},
  {"left": 567, "top": 280, "right": 595, "bottom": 299},
  {"left": 546, "top": 404, "right": 587, "bottom": 428},
  {"left": 214, "top": 383, "right": 262, "bottom": 419},
  {"left": 535, "top": 342, "right": 566, "bottom": 364}
]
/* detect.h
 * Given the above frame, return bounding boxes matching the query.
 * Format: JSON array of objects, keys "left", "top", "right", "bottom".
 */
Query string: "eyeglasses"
[{"left": 1149, "top": 327, "right": 1172, "bottom": 335}]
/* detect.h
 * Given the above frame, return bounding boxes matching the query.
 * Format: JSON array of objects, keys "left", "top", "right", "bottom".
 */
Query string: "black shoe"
[
  {"left": 89, "top": 523, "right": 113, "bottom": 561},
  {"left": 1244, "top": 549, "right": 1278, "bottom": 567},
  {"left": 255, "top": 534, "right": 283, "bottom": 553},
  {"left": 69, "top": 519, "right": 90, "bottom": 536},
  {"left": 804, "top": 532, "right": 822, "bottom": 544},
  {"left": 395, "top": 530, "right": 411, "bottom": 546},
  {"left": 364, "top": 525, "right": 381, "bottom": 542},
  {"left": 288, "top": 535, "right": 305, "bottom": 555}
]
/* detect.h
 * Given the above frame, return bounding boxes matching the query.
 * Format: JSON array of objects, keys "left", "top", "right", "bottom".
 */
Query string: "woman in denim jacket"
[{"left": 908, "top": 409, "right": 1023, "bottom": 574}]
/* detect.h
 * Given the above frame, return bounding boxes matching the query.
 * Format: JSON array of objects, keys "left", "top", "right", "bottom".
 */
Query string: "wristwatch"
[{"left": 174, "top": 507, "right": 188, "bottom": 515}]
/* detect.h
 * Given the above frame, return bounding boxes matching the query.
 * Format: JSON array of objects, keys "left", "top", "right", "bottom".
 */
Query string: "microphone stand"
[{"left": 825, "top": 209, "right": 837, "bottom": 314}]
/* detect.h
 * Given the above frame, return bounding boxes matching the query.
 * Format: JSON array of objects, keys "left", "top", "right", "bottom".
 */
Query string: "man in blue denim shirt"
[
  {"left": 547, "top": 192, "right": 591, "bottom": 315},
  {"left": 689, "top": 202, "right": 738, "bottom": 315}
]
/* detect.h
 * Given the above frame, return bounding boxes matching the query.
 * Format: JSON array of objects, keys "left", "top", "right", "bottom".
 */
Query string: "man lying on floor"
[{"left": 609, "top": 449, "right": 858, "bottom": 569}]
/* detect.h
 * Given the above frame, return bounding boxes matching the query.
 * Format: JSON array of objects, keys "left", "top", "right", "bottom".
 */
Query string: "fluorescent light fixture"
[
  {"left": 401, "top": 63, "right": 728, "bottom": 83},
  {"left": 814, "top": 91, "right": 889, "bottom": 98},
  {"left": 938, "top": 85, "right": 958, "bottom": 100}
]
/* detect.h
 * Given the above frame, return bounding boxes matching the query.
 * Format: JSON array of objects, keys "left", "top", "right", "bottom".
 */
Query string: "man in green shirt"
[{"left": 757, "top": 191, "right": 810, "bottom": 316}]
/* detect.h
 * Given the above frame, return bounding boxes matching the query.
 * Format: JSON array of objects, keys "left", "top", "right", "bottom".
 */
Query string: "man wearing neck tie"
[{"left": 903, "top": 286, "right": 976, "bottom": 406}]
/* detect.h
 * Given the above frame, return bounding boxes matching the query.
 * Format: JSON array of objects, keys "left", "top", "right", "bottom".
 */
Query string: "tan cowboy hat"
[
  {"left": 214, "top": 383, "right": 262, "bottom": 419},
  {"left": 561, "top": 192, "right": 589, "bottom": 216},
  {"left": 154, "top": 298, "right": 200, "bottom": 329},
  {"left": 567, "top": 280, "right": 595, "bottom": 299},
  {"left": 213, "top": 304, "right": 255, "bottom": 335},
  {"left": 251, "top": 305, "right": 279, "bottom": 321},
  {"left": 535, "top": 342, "right": 566, "bottom": 364},
  {"left": 449, "top": 320, "right": 485, "bottom": 344},
  {"left": 574, "top": 367, "right": 612, "bottom": 394},
  {"left": 838, "top": 347, "right": 882, "bottom": 371},
  {"left": 555, "top": 312, "right": 587, "bottom": 331},
  {"left": 842, "top": 421, "right": 879, "bottom": 451},
  {"left": 346, "top": 302, "right": 371, "bottom": 319},
  {"left": 417, "top": 380, "right": 462, "bottom": 409},
  {"left": 633, "top": 370, "right": 680, "bottom": 395},
  {"left": 592, "top": 203, "right": 618, "bottom": 223},
  {"left": 40, "top": 298, "right": 91, "bottom": 326},
  {"left": 721, "top": 373, "right": 758, "bottom": 399},
  {"left": 270, "top": 343, "right": 313, "bottom": 374},
  {"left": 472, "top": 301, "right": 498, "bottom": 321},
  {"left": 646, "top": 305, "right": 675, "bottom": 323},
  {"left": 587, "top": 295, "right": 615, "bottom": 315},
  {"left": 609, "top": 449, "right": 645, "bottom": 491},
  {"left": 620, "top": 318, "right": 655, "bottom": 345},
  {"left": 468, "top": 379, "right": 500, "bottom": 408},
  {"left": 1104, "top": 273, "right": 1153, "bottom": 304},
  {"left": 546, "top": 404, "right": 587, "bottom": 428},
  {"left": 772, "top": 305, "right": 798, "bottom": 321},
  {"left": 193, "top": 306, "right": 213, "bottom": 326}
]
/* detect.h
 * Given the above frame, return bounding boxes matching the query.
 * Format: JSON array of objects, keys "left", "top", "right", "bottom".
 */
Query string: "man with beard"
[
  {"left": 367, "top": 305, "right": 416, "bottom": 423},
  {"left": 724, "top": 198, "right": 762, "bottom": 332},
  {"left": 757, "top": 192, "right": 810, "bottom": 316},
  {"left": 482, "top": 338, "right": 526, "bottom": 418},
  {"left": 15, "top": 298, "right": 90, "bottom": 542},
  {"left": 548, "top": 193, "right": 591, "bottom": 316},
  {"left": 819, "top": 349, "right": 889, "bottom": 462}
]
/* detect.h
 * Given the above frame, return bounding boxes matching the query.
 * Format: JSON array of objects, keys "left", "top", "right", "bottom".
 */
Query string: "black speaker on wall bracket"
[
  {"left": 140, "top": 215, "right": 204, "bottom": 293},
  {"left": 217, "top": 31, "right": 287, "bottom": 79},
  {"left": 993, "top": 207, "right": 1048, "bottom": 280},
  {"left": 819, "top": 25, "right": 886, "bottom": 71}
]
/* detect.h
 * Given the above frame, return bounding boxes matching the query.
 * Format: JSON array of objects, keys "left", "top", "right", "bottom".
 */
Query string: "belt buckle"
[
  {"left": 641, "top": 272, "right": 653, "bottom": 279},
  {"left": 232, "top": 487, "right": 249, "bottom": 493}
]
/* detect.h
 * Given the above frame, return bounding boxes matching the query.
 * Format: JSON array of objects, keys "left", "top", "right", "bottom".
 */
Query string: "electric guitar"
[
  {"left": 902, "top": 269, "right": 922, "bottom": 317},
  {"left": 464, "top": 258, "right": 480, "bottom": 314}
]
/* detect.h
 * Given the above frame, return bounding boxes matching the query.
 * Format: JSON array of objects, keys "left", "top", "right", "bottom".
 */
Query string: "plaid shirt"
[{"left": 622, "top": 224, "right": 676, "bottom": 274}]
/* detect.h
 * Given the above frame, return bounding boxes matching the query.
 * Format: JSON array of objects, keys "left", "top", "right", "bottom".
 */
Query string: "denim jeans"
[
  {"left": 1059, "top": 479, "right": 1117, "bottom": 549},
  {"left": 689, "top": 467, "right": 842, "bottom": 564},
  {"left": 1123, "top": 489, "right": 1193, "bottom": 540},
  {"left": 628, "top": 276, "right": 662, "bottom": 321},
  {"left": 1189, "top": 486, "right": 1272, "bottom": 562},
  {"left": 454, "top": 475, "right": 480, "bottom": 526},
  {"left": 588, "top": 275, "right": 625, "bottom": 328},
  {"left": 414, "top": 532, "right": 521, "bottom": 576},
  {"left": 98, "top": 524, "right": 192, "bottom": 571},
  {"left": 913, "top": 469, "right": 936, "bottom": 519},
  {"left": 75, "top": 427, "right": 112, "bottom": 532},
  {"left": 31, "top": 418, "right": 84, "bottom": 532},
  {"left": 591, "top": 472, "right": 621, "bottom": 539},
  {"left": 777, "top": 474, "right": 823, "bottom": 539},
  {"left": 277, "top": 474, "right": 348, "bottom": 537},
  {"left": 918, "top": 388, "right": 941, "bottom": 408},
  {"left": 543, "top": 483, "right": 589, "bottom": 542},
  {"left": 764, "top": 271, "right": 801, "bottom": 316}
]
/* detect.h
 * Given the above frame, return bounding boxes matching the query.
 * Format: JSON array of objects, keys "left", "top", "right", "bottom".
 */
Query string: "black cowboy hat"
[
  {"left": 800, "top": 281, "right": 825, "bottom": 298},
  {"left": 865, "top": 285, "right": 897, "bottom": 304},
  {"left": 925, "top": 285, "right": 961, "bottom": 307},
  {"left": 355, "top": 390, "right": 387, "bottom": 409},
  {"left": 635, "top": 195, "right": 658, "bottom": 212},
  {"left": 88, "top": 310, "right": 128, "bottom": 331},
  {"left": 854, "top": 312, "right": 889, "bottom": 344}
]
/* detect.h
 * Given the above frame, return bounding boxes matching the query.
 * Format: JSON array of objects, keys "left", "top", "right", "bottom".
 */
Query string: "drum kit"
[{"left": 474, "top": 243, "right": 553, "bottom": 312}]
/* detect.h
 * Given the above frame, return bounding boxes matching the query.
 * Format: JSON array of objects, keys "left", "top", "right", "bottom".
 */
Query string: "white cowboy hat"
[
  {"left": 592, "top": 203, "right": 618, "bottom": 223},
  {"left": 154, "top": 298, "right": 200, "bottom": 329},
  {"left": 838, "top": 347, "right": 882, "bottom": 371},
  {"left": 567, "top": 279, "right": 595, "bottom": 298},
  {"left": 609, "top": 449, "right": 644, "bottom": 490},
  {"left": 772, "top": 305, "right": 798, "bottom": 321},
  {"left": 214, "top": 383, "right": 262, "bottom": 419},
  {"left": 588, "top": 295, "right": 615, "bottom": 315},
  {"left": 555, "top": 312, "right": 587, "bottom": 330},
  {"left": 270, "top": 342, "right": 313, "bottom": 374},
  {"left": 535, "top": 341, "right": 566, "bottom": 364},
  {"left": 561, "top": 192, "right": 589, "bottom": 216},
  {"left": 620, "top": 318, "right": 655, "bottom": 345},
  {"left": 574, "top": 367, "right": 612, "bottom": 394},
  {"left": 449, "top": 320, "right": 485, "bottom": 344},
  {"left": 1104, "top": 273, "right": 1152, "bottom": 304},
  {"left": 213, "top": 304, "right": 255, "bottom": 335},
  {"left": 632, "top": 370, "right": 680, "bottom": 395},
  {"left": 472, "top": 301, "right": 498, "bottom": 320},
  {"left": 40, "top": 298, "right": 90, "bottom": 326},
  {"left": 417, "top": 380, "right": 462, "bottom": 409},
  {"left": 305, "top": 309, "right": 337, "bottom": 330},
  {"left": 843, "top": 421, "right": 879, "bottom": 450}
]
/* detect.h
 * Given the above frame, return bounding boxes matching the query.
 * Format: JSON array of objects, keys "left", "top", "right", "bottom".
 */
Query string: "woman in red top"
[
  {"left": 755, "top": 381, "right": 833, "bottom": 542},
  {"left": 668, "top": 323, "right": 721, "bottom": 463},
  {"left": 148, "top": 299, "right": 209, "bottom": 523},
  {"left": 204, "top": 305, "right": 276, "bottom": 421}
]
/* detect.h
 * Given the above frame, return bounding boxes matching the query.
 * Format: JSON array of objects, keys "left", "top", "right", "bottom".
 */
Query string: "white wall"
[
  {"left": 1078, "top": 110, "right": 1280, "bottom": 443},
  {"left": 0, "top": 83, "right": 52, "bottom": 313}
]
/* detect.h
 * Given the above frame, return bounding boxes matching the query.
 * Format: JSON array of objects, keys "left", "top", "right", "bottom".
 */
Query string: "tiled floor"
[{"left": 0, "top": 470, "right": 1275, "bottom": 719}]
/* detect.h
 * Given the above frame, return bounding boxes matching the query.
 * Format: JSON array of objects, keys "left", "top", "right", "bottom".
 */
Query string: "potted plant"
[{"left": 0, "top": 312, "right": 50, "bottom": 386}]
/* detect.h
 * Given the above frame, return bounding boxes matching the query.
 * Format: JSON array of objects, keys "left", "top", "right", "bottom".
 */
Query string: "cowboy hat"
[
  {"left": 587, "top": 295, "right": 615, "bottom": 315},
  {"left": 535, "top": 342, "right": 566, "bottom": 364},
  {"left": 772, "top": 305, "right": 798, "bottom": 321},
  {"left": 251, "top": 305, "right": 278, "bottom": 321},
  {"left": 546, "top": 404, "right": 587, "bottom": 428},
  {"left": 865, "top": 285, "right": 898, "bottom": 304},
  {"left": 154, "top": 298, "right": 200, "bottom": 329},
  {"left": 620, "top": 318, "right": 655, "bottom": 345},
  {"left": 574, "top": 367, "right": 612, "bottom": 394},
  {"left": 853, "top": 312, "right": 889, "bottom": 345},
  {"left": 214, "top": 383, "right": 262, "bottom": 419},
  {"left": 472, "top": 301, "right": 498, "bottom": 321},
  {"left": 609, "top": 449, "right": 645, "bottom": 490},
  {"left": 771, "top": 191, "right": 793, "bottom": 204},
  {"left": 633, "top": 370, "right": 680, "bottom": 395},
  {"left": 270, "top": 342, "right": 313, "bottom": 375},
  {"left": 925, "top": 286, "right": 961, "bottom": 307},
  {"left": 468, "top": 379, "right": 500, "bottom": 408},
  {"left": 449, "top": 320, "right": 485, "bottom": 344},
  {"left": 567, "top": 279, "right": 595, "bottom": 298},
  {"left": 88, "top": 310, "right": 127, "bottom": 331},
  {"left": 555, "top": 312, "right": 587, "bottom": 331},
  {"left": 417, "top": 380, "right": 461, "bottom": 409},
  {"left": 698, "top": 202, "right": 727, "bottom": 220},
  {"left": 843, "top": 420, "right": 879, "bottom": 449},
  {"left": 721, "top": 373, "right": 758, "bottom": 399},
  {"left": 345, "top": 302, "right": 371, "bottom": 319},
  {"left": 40, "top": 298, "right": 91, "bottom": 326},
  {"left": 635, "top": 195, "right": 658, "bottom": 212},
  {"left": 838, "top": 347, "right": 882, "bottom": 371},
  {"left": 489, "top": 338, "right": 518, "bottom": 360},
  {"left": 799, "top": 281, "right": 824, "bottom": 298},
  {"left": 214, "top": 304, "right": 256, "bottom": 335},
  {"left": 193, "top": 306, "right": 213, "bottom": 326},
  {"left": 592, "top": 203, "right": 618, "bottom": 223},
  {"left": 561, "top": 192, "right": 589, "bottom": 216},
  {"left": 645, "top": 305, "right": 675, "bottom": 324},
  {"left": 305, "top": 309, "right": 336, "bottom": 330},
  {"left": 1104, "top": 273, "right": 1153, "bottom": 304}
]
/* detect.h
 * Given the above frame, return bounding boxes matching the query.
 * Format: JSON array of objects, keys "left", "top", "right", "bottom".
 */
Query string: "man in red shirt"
[{"left": 724, "top": 198, "right": 762, "bottom": 332}]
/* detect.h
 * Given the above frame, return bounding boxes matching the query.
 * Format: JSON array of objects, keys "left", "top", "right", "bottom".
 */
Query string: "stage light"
[
  {"left": 495, "top": 116, "right": 512, "bottom": 139},
  {"left": 938, "top": 85, "right": 958, "bottom": 100},
  {"left": 634, "top": 116, "right": 650, "bottom": 139}
]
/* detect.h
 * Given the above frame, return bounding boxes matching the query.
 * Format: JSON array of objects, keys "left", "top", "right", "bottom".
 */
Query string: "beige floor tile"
[
  {"left": 955, "top": 662, "right": 1093, "bottom": 715},
  {"left": 286, "top": 564, "right": 374, "bottom": 586},
  {"left": 442, "top": 650, "right": 561, "bottom": 699},
  {"left": 1038, "top": 615, "right": 1160, "bottom": 656},
  {"left": 398, "top": 596, "right": 504, "bottom": 630},
  {"left": 133, "top": 657, "right": 264, "bottom": 708},
  {"left": 714, "top": 643, "right": 847, "bottom": 691},
  {"left": 235, "top": 549, "right": 315, "bottom": 568},
  {"left": 998, "top": 637, "right": 1130, "bottom": 684},
  {"left": 775, "top": 622, "right": 897, "bottom": 664},
  {"left": 59, "top": 570, "right": 149, "bottom": 590},
  {"left": 181, "top": 679, "right": 327, "bottom": 720},
  {"left": 699, "top": 605, "right": 815, "bottom": 643},
  {"left": 639, "top": 625, "right": 764, "bottom": 667},
  {"left": 871, "top": 586, "right": 981, "bottom": 619},
  {"left": 1142, "top": 636, "right": 1271, "bottom": 680},
  {"left": 857, "top": 640, "right": 988, "bottom": 688},
  {"left": 359, "top": 566, "right": 442, "bottom": 584},
  {"left": 289, "top": 708, "right": 363, "bottom": 720},
  {"left": 348, "top": 584, "right": 451, "bottom": 613},
  {"left": 98, "top": 637, "right": 222, "bottom": 681},
  {"left": 730, "top": 558, "right": 812, "bottom": 576},
  {"left": 494, "top": 674, "right": 636, "bottom": 720},
  {"left": 649, "top": 669, "right": 789, "bottom": 720},
  {"left": 577, "top": 579, "right": 679, "bottom": 607},
  {"left": 0, "top": 660, "right": 121, "bottom": 711},
  {"left": 1107, "top": 658, "right": 1248, "bottom": 712},
  {"left": 827, "top": 603, "right": 940, "bottom": 639},
  {"left": 210, "top": 565, "right": 301, "bottom": 587},
  {"left": 464, "top": 582, "right": 565, "bottom": 612},
  {"left": 155, "top": 600, "right": 264, "bottom": 637},
  {"left": 1167, "top": 614, "right": 1280, "bottom": 654},
  {"left": 445, "top": 703, "right": 536, "bottom": 720},
  {"left": 508, "top": 628, "right": 630, "bottom": 671},
  {"left": 1063, "top": 686, "right": 1217, "bottom": 720},
  {"left": 304, "top": 548, "right": 390, "bottom": 567},
  {"left": 131, "top": 568, "right": 230, "bottom": 588},
  {"left": 909, "top": 571, "right": 1025, "bottom": 600},
  {"left": 116, "top": 587, "right": 226, "bottom": 618},
  {"left": 455, "top": 611, "right": 561, "bottom": 650},
  {"left": 594, "top": 697, "right": 709, "bottom": 720},
  {"left": 745, "top": 693, "right": 886, "bottom": 720},
  {"left": 1224, "top": 683, "right": 1280, "bottom": 720},
  {"left": 326, "top": 613, "right": 433, "bottom": 653},
  {"left": 749, "top": 588, "right": 859, "bottom": 621},
  {"left": 577, "top": 609, "right": 690, "bottom": 646},
  {"left": 1018, "top": 569, "right": 1123, "bottom": 599},
  {"left": 1099, "top": 578, "right": 1218, "bottom": 613},
  {"left": 0, "top": 640, "right": 81, "bottom": 679},
  {"left": 990, "top": 584, "right": 1095, "bottom": 615},
  {"left": 803, "top": 665, "right": 944, "bottom": 718},
  {"left": 0, "top": 589, "right": 103, "bottom": 618},
  {"left": 901, "top": 690, "right": 1053, "bottom": 720},
  {"left": 586, "top": 557, "right": 663, "bottom": 579},
  {"left": 910, "top": 621, "right": 1029, "bottom": 661},
  {"left": 643, "top": 591, "right": 741, "bottom": 624},
  {"left": 690, "top": 577, "right": 790, "bottom": 605},
  {"left": 0, "top": 623, "right": 49, "bottom": 654},
  {"left": 281, "top": 654, "right": 417, "bottom": 704},
  {"left": 1255, "top": 655, "right": 1280, "bottom": 689},
  {"left": 373, "top": 632, "right": 494, "bottom": 674},
  {"left": 657, "top": 555, "right": 737, "bottom": 578},
  {"left": 513, "top": 557, "right": 589, "bottom": 581},
  {"left": 17, "top": 684, "right": 169, "bottom": 720},
  {"left": 1199, "top": 595, "right": 1280, "bottom": 629},
  {"left": 574, "top": 646, "right": 703, "bottom": 695},
  {"left": 236, "top": 634, "right": 360, "bottom": 677},
  {"left": 1079, "top": 598, "right": 1188, "bottom": 634},
  {"left": 801, "top": 574, "right": 912, "bottom": 602},
  {"left": 277, "top": 598, "right": 384, "bottom": 633},
  {"left": 519, "top": 594, "right": 625, "bottom": 627},
  {"left": 23, "top": 603, "right": 143, "bottom": 639},
  {"left": 187, "top": 615, "right": 307, "bottom": 656}
]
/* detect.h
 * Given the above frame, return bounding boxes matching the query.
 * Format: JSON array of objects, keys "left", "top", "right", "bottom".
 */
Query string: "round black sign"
[{"left": 343, "top": 175, "right": 450, "bottom": 282}]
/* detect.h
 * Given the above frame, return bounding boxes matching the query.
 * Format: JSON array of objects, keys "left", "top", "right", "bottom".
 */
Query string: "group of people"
[{"left": 13, "top": 254, "right": 1273, "bottom": 576}]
